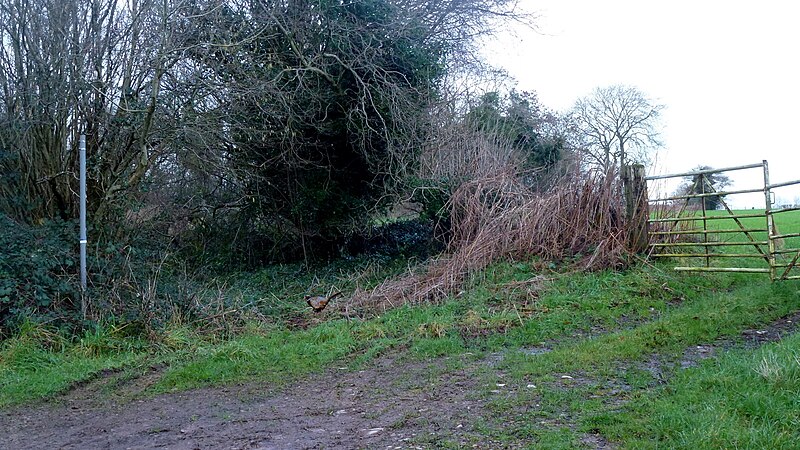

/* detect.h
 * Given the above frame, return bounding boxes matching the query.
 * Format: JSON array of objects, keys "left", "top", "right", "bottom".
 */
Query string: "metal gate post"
[
  {"left": 700, "top": 174, "right": 709, "bottom": 267},
  {"left": 762, "top": 160, "right": 777, "bottom": 281}
]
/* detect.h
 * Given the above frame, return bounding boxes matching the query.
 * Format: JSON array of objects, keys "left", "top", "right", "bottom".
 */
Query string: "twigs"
[{"left": 349, "top": 169, "right": 633, "bottom": 314}]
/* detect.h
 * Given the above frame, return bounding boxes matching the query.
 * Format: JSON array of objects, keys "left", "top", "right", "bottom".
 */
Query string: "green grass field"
[{"left": 651, "top": 208, "right": 800, "bottom": 278}]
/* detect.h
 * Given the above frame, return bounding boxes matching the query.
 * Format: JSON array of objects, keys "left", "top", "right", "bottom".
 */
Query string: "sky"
[{"left": 482, "top": 0, "right": 800, "bottom": 208}]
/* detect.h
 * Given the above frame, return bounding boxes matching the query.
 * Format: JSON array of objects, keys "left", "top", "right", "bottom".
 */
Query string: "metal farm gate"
[{"left": 645, "top": 161, "right": 800, "bottom": 281}]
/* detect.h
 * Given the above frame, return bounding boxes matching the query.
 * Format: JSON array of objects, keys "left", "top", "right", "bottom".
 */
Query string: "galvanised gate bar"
[{"left": 644, "top": 161, "right": 800, "bottom": 281}]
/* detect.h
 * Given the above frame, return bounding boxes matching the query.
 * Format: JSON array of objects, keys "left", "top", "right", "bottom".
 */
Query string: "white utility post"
[{"left": 79, "top": 134, "right": 87, "bottom": 316}]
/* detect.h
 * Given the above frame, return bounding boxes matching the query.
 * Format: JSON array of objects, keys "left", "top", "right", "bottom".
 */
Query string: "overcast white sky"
[{"left": 483, "top": 0, "right": 800, "bottom": 208}]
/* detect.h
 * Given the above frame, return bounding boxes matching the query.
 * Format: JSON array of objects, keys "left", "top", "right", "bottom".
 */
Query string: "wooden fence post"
[{"left": 622, "top": 164, "right": 649, "bottom": 253}]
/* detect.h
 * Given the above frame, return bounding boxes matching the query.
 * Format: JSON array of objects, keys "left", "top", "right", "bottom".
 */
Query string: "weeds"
[
  {"left": 753, "top": 349, "right": 800, "bottom": 386},
  {"left": 754, "top": 351, "right": 784, "bottom": 382},
  {"left": 0, "top": 321, "right": 144, "bottom": 406},
  {"left": 351, "top": 169, "right": 634, "bottom": 312}
]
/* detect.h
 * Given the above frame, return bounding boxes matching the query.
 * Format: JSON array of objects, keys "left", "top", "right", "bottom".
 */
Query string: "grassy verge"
[
  {"left": 592, "top": 333, "right": 800, "bottom": 449},
  {"left": 408, "top": 267, "right": 799, "bottom": 448},
  {"left": 1, "top": 247, "right": 798, "bottom": 450},
  {"left": 0, "top": 322, "right": 148, "bottom": 406},
  {"left": 441, "top": 208, "right": 800, "bottom": 448},
  {"left": 504, "top": 273, "right": 797, "bottom": 377},
  {"left": 0, "top": 258, "right": 674, "bottom": 405},
  {"left": 157, "top": 259, "right": 720, "bottom": 392}
]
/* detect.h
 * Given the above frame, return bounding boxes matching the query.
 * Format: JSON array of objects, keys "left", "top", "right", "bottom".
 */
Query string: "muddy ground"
[
  {"left": 1, "top": 354, "right": 510, "bottom": 450},
  {"left": 2, "top": 312, "right": 799, "bottom": 450}
]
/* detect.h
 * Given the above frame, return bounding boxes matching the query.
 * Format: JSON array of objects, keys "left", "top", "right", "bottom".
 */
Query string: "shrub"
[{"left": 0, "top": 214, "right": 80, "bottom": 330}]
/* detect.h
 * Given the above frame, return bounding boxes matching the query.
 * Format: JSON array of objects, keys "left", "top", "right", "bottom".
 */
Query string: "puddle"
[{"left": 520, "top": 346, "right": 552, "bottom": 356}]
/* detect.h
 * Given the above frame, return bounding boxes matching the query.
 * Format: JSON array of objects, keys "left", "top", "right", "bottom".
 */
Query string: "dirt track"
[
  {"left": 3, "top": 312, "right": 798, "bottom": 449},
  {"left": 1, "top": 356, "right": 506, "bottom": 449}
]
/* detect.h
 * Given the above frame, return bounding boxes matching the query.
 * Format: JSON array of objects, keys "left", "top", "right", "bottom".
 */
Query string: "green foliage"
[
  {"left": 0, "top": 214, "right": 79, "bottom": 329},
  {"left": 0, "top": 211, "right": 222, "bottom": 333},
  {"left": 466, "top": 91, "right": 564, "bottom": 172},
  {"left": 407, "top": 176, "right": 452, "bottom": 239},
  {"left": 178, "top": 0, "right": 447, "bottom": 262},
  {"left": 0, "top": 321, "right": 144, "bottom": 406}
]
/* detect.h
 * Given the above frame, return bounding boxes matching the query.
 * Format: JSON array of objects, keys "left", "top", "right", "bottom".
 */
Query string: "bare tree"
[
  {"left": 0, "top": 0, "right": 187, "bottom": 223},
  {"left": 0, "top": 0, "right": 535, "bottom": 263},
  {"left": 159, "top": 0, "right": 535, "bottom": 262},
  {"left": 571, "top": 85, "right": 664, "bottom": 172}
]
